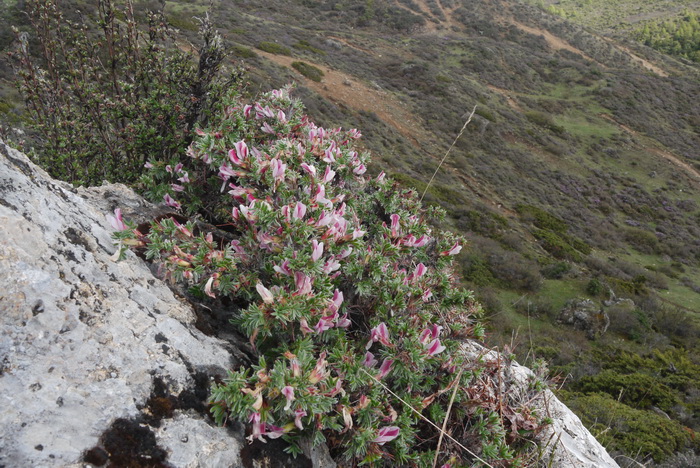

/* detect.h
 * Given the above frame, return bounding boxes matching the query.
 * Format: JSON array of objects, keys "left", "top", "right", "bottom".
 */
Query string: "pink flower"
[
  {"left": 294, "top": 409, "right": 307, "bottom": 430},
  {"left": 271, "top": 158, "right": 287, "bottom": 182},
  {"left": 204, "top": 276, "right": 216, "bottom": 298},
  {"left": 316, "top": 211, "right": 333, "bottom": 227},
  {"left": 426, "top": 339, "right": 446, "bottom": 356},
  {"left": 441, "top": 242, "right": 462, "bottom": 256},
  {"left": 337, "top": 314, "right": 351, "bottom": 328},
  {"left": 171, "top": 183, "right": 185, "bottom": 192},
  {"left": 165, "top": 164, "right": 173, "bottom": 173},
  {"left": 362, "top": 352, "right": 378, "bottom": 368},
  {"left": 308, "top": 353, "right": 327, "bottom": 384},
  {"left": 353, "top": 164, "right": 366, "bottom": 175},
  {"left": 173, "top": 219, "right": 192, "bottom": 237},
  {"left": 322, "top": 166, "right": 336, "bottom": 183},
  {"left": 390, "top": 214, "right": 400, "bottom": 237},
  {"left": 311, "top": 240, "right": 324, "bottom": 262},
  {"left": 144, "top": 161, "right": 153, "bottom": 169},
  {"left": 315, "top": 184, "right": 332, "bottom": 206},
  {"left": 277, "top": 110, "right": 287, "bottom": 122},
  {"left": 373, "top": 426, "right": 400, "bottom": 445},
  {"left": 315, "top": 318, "right": 333, "bottom": 333},
  {"left": 273, "top": 260, "right": 292, "bottom": 276},
  {"left": 323, "top": 259, "right": 341, "bottom": 274},
  {"left": 422, "top": 289, "right": 433, "bottom": 302},
  {"left": 420, "top": 324, "right": 443, "bottom": 343},
  {"left": 174, "top": 163, "right": 183, "bottom": 173},
  {"left": 331, "top": 289, "right": 344, "bottom": 311},
  {"left": 163, "top": 194, "right": 181, "bottom": 209},
  {"left": 293, "top": 201, "right": 307, "bottom": 220},
  {"left": 229, "top": 141, "right": 248, "bottom": 165},
  {"left": 243, "top": 104, "right": 253, "bottom": 118},
  {"left": 106, "top": 208, "right": 127, "bottom": 231},
  {"left": 323, "top": 147, "right": 336, "bottom": 163},
  {"left": 219, "top": 164, "right": 238, "bottom": 180},
  {"left": 413, "top": 263, "right": 427, "bottom": 280},
  {"left": 377, "top": 358, "right": 394, "bottom": 379},
  {"left": 301, "top": 163, "right": 317, "bottom": 177},
  {"left": 299, "top": 318, "right": 314, "bottom": 335},
  {"left": 349, "top": 128, "right": 362, "bottom": 138},
  {"left": 282, "top": 385, "right": 295, "bottom": 411},
  {"left": 177, "top": 172, "right": 190, "bottom": 183},
  {"left": 261, "top": 122, "right": 275, "bottom": 134},
  {"left": 256, "top": 282, "right": 274, "bottom": 304},
  {"left": 264, "top": 423, "right": 286, "bottom": 439},
  {"left": 248, "top": 412, "right": 264, "bottom": 443},
  {"left": 376, "top": 171, "right": 386, "bottom": 182},
  {"left": 295, "top": 272, "right": 312, "bottom": 295},
  {"left": 367, "top": 322, "right": 391, "bottom": 349},
  {"left": 290, "top": 357, "right": 301, "bottom": 377}
]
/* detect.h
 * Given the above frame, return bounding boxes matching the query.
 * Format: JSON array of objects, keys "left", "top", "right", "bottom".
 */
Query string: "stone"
[
  {"left": 462, "top": 342, "right": 619, "bottom": 468},
  {"left": 558, "top": 298, "right": 610, "bottom": 339}
]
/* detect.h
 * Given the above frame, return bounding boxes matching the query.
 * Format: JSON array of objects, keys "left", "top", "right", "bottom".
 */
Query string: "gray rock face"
[
  {"left": 0, "top": 141, "right": 617, "bottom": 467},
  {"left": 462, "top": 343, "right": 620, "bottom": 468},
  {"left": 558, "top": 298, "right": 610, "bottom": 339}
]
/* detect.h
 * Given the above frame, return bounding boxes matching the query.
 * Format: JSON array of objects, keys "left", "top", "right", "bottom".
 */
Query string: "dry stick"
[
  {"left": 420, "top": 105, "right": 478, "bottom": 204},
  {"left": 432, "top": 368, "right": 464, "bottom": 468},
  {"left": 360, "top": 368, "right": 494, "bottom": 468}
]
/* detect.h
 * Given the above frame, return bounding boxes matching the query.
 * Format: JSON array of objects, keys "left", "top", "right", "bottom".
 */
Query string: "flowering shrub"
[{"left": 113, "top": 87, "right": 541, "bottom": 466}]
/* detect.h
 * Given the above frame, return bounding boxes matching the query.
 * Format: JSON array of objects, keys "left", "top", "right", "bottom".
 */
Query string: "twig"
[
  {"left": 360, "top": 368, "right": 494, "bottom": 468},
  {"left": 420, "top": 105, "right": 477, "bottom": 204},
  {"left": 432, "top": 368, "right": 464, "bottom": 468}
]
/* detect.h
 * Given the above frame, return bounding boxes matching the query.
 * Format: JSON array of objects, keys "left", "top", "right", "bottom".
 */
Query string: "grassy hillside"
[
  {"left": 2, "top": 0, "right": 700, "bottom": 465},
  {"left": 525, "top": 0, "right": 700, "bottom": 63}
]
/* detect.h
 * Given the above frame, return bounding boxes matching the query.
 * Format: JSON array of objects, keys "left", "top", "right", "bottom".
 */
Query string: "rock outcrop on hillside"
[{"left": 0, "top": 141, "right": 618, "bottom": 467}]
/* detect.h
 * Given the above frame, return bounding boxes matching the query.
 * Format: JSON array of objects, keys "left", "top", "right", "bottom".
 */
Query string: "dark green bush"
[
  {"left": 11, "top": 0, "right": 231, "bottom": 185},
  {"left": 624, "top": 227, "right": 660, "bottom": 254},
  {"left": 524, "top": 111, "right": 565, "bottom": 135},
  {"left": 533, "top": 229, "right": 582, "bottom": 261},
  {"left": 515, "top": 204, "right": 568, "bottom": 233},
  {"left": 258, "top": 41, "right": 292, "bottom": 56},
  {"left": 293, "top": 40, "right": 326, "bottom": 55},
  {"left": 577, "top": 370, "right": 678, "bottom": 411},
  {"left": 291, "top": 61, "right": 325, "bottom": 82},
  {"left": 541, "top": 261, "right": 571, "bottom": 279},
  {"left": 231, "top": 44, "right": 258, "bottom": 58},
  {"left": 562, "top": 392, "right": 692, "bottom": 462}
]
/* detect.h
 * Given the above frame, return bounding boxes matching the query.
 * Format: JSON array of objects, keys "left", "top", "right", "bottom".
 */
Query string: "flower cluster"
[{"left": 112, "top": 87, "right": 537, "bottom": 466}]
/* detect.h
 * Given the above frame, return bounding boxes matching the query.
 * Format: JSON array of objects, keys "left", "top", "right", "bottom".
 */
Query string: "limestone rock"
[
  {"left": 558, "top": 298, "right": 610, "bottom": 339},
  {"left": 462, "top": 342, "right": 619, "bottom": 468}
]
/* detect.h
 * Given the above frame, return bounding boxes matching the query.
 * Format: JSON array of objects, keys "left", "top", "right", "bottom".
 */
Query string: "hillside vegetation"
[
  {"left": 2, "top": 0, "right": 700, "bottom": 466},
  {"left": 527, "top": 0, "right": 700, "bottom": 62}
]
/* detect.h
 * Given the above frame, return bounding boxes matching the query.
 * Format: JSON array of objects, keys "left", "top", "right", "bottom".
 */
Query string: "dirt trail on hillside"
[
  {"left": 487, "top": 85, "right": 524, "bottom": 112},
  {"left": 508, "top": 19, "right": 602, "bottom": 66},
  {"left": 390, "top": 0, "right": 462, "bottom": 33},
  {"left": 501, "top": 9, "right": 668, "bottom": 77},
  {"left": 600, "top": 114, "right": 700, "bottom": 185},
  {"left": 255, "top": 49, "right": 425, "bottom": 147},
  {"left": 602, "top": 39, "right": 669, "bottom": 77}
]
